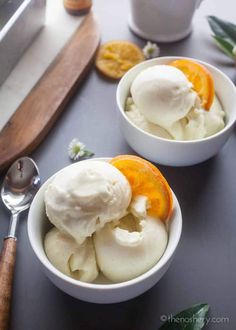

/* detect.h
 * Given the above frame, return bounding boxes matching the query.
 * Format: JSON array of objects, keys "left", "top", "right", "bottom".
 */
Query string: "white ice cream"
[
  {"left": 131, "top": 65, "right": 196, "bottom": 127},
  {"left": 94, "top": 195, "right": 168, "bottom": 282},
  {"left": 45, "top": 161, "right": 132, "bottom": 244},
  {"left": 126, "top": 65, "right": 225, "bottom": 140},
  {"left": 44, "top": 162, "right": 169, "bottom": 283},
  {"left": 45, "top": 227, "right": 98, "bottom": 283}
]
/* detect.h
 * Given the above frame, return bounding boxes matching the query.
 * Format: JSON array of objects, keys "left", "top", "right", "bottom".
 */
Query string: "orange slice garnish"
[
  {"left": 110, "top": 155, "right": 173, "bottom": 221},
  {"left": 95, "top": 41, "right": 144, "bottom": 79},
  {"left": 169, "top": 59, "right": 214, "bottom": 110}
]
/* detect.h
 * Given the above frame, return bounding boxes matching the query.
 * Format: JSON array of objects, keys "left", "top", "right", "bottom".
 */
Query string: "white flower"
[
  {"left": 68, "top": 139, "right": 86, "bottom": 161},
  {"left": 233, "top": 45, "right": 236, "bottom": 57},
  {"left": 68, "top": 138, "right": 94, "bottom": 161},
  {"left": 143, "top": 41, "right": 160, "bottom": 59}
]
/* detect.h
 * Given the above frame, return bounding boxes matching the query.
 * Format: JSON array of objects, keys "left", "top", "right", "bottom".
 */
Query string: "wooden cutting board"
[{"left": 0, "top": 12, "right": 100, "bottom": 171}]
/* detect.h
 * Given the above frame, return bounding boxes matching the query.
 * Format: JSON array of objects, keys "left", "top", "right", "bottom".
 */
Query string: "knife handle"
[{"left": 0, "top": 238, "right": 17, "bottom": 330}]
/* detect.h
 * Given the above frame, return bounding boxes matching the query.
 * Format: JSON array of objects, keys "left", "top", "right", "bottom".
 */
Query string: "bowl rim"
[
  {"left": 116, "top": 56, "right": 236, "bottom": 144},
  {"left": 27, "top": 157, "right": 182, "bottom": 291}
]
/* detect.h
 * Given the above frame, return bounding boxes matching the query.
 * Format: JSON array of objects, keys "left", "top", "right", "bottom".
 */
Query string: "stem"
[{"left": 5, "top": 213, "right": 19, "bottom": 239}]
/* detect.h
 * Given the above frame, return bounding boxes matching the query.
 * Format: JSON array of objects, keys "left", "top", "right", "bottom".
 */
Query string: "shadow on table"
[
  {"left": 54, "top": 284, "right": 164, "bottom": 330},
  {"left": 159, "top": 154, "right": 216, "bottom": 201}
]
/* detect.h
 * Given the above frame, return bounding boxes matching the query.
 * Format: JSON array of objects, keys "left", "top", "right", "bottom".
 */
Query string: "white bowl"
[
  {"left": 116, "top": 57, "right": 236, "bottom": 166},
  {"left": 27, "top": 158, "right": 182, "bottom": 304}
]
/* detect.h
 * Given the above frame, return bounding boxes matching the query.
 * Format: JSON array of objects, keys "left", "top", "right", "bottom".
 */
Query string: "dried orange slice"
[
  {"left": 169, "top": 59, "right": 214, "bottom": 110},
  {"left": 110, "top": 155, "right": 173, "bottom": 221},
  {"left": 95, "top": 40, "right": 144, "bottom": 79}
]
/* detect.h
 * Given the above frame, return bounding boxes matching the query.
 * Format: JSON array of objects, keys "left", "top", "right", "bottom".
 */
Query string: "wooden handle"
[{"left": 0, "top": 238, "right": 17, "bottom": 330}]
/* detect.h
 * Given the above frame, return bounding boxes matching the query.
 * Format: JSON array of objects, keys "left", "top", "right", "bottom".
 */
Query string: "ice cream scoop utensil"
[{"left": 0, "top": 157, "right": 40, "bottom": 330}]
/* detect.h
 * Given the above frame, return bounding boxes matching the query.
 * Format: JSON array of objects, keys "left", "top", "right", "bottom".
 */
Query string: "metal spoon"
[{"left": 0, "top": 157, "right": 40, "bottom": 330}]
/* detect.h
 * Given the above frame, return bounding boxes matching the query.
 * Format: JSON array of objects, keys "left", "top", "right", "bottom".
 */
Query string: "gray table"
[{"left": 1, "top": 0, "right": 236, "bottom": 329}]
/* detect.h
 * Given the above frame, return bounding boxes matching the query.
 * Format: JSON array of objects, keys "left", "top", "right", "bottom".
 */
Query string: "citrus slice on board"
[
  {"left": 110, "top": 155, "right": 173, "bottom": 221},
  {"left": 169, "top": 59, "right": 214, "bottom": 110},
  {"left": 95, "top": 40, "right": 144, "bottom": 79}
]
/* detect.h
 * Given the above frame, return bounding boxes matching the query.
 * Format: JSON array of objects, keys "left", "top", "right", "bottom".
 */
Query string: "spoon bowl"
[{"left": 1, "top": 157, "right": 40, "bottom": 213}]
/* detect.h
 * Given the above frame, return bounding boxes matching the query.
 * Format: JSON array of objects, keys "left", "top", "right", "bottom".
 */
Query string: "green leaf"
[
  {"left": 207, "top": 16, "right": 231, "bottom": 40},
  {"left": 83, "top": 150, "right": 94, "bottom": 157},
  {"left": 213, "top": 35, "right": 234, "bottom": 58},
  {"left": 207, "top": 16, "right": 236, "bottom": 45},
  {"left": 159, "top": 303, "right": 210, "bottom": 330}
]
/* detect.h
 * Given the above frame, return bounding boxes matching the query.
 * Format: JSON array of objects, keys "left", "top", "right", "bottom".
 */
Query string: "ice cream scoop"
[
  {"left": 94, "top": 195, "right": 168, "bottom": 282},
  {"left": 126, "top": 93, "right": 225, "bottom": 140},
  {"left": 94, "top": 215, "right": 168, "bottom": 282},
  {"left": 126, "top": 64, "right": 225, "bottom": 141},
  {"left": 130, "top": 65, "right": 197, "bottom": 127},
  {"left": 45, "top": 161, "right": 131, "bottom": 244},
  {"left": 45, "top": 227, "right": 98, "bottom": 282}
]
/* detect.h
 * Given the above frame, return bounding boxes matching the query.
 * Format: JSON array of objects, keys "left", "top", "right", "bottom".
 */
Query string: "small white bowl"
[
  {"left": 27, "top": 158, "right": 182, "bottom": 304},
  {"left": 116, "top": 57, "right": 236, "bottom": 166}
]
